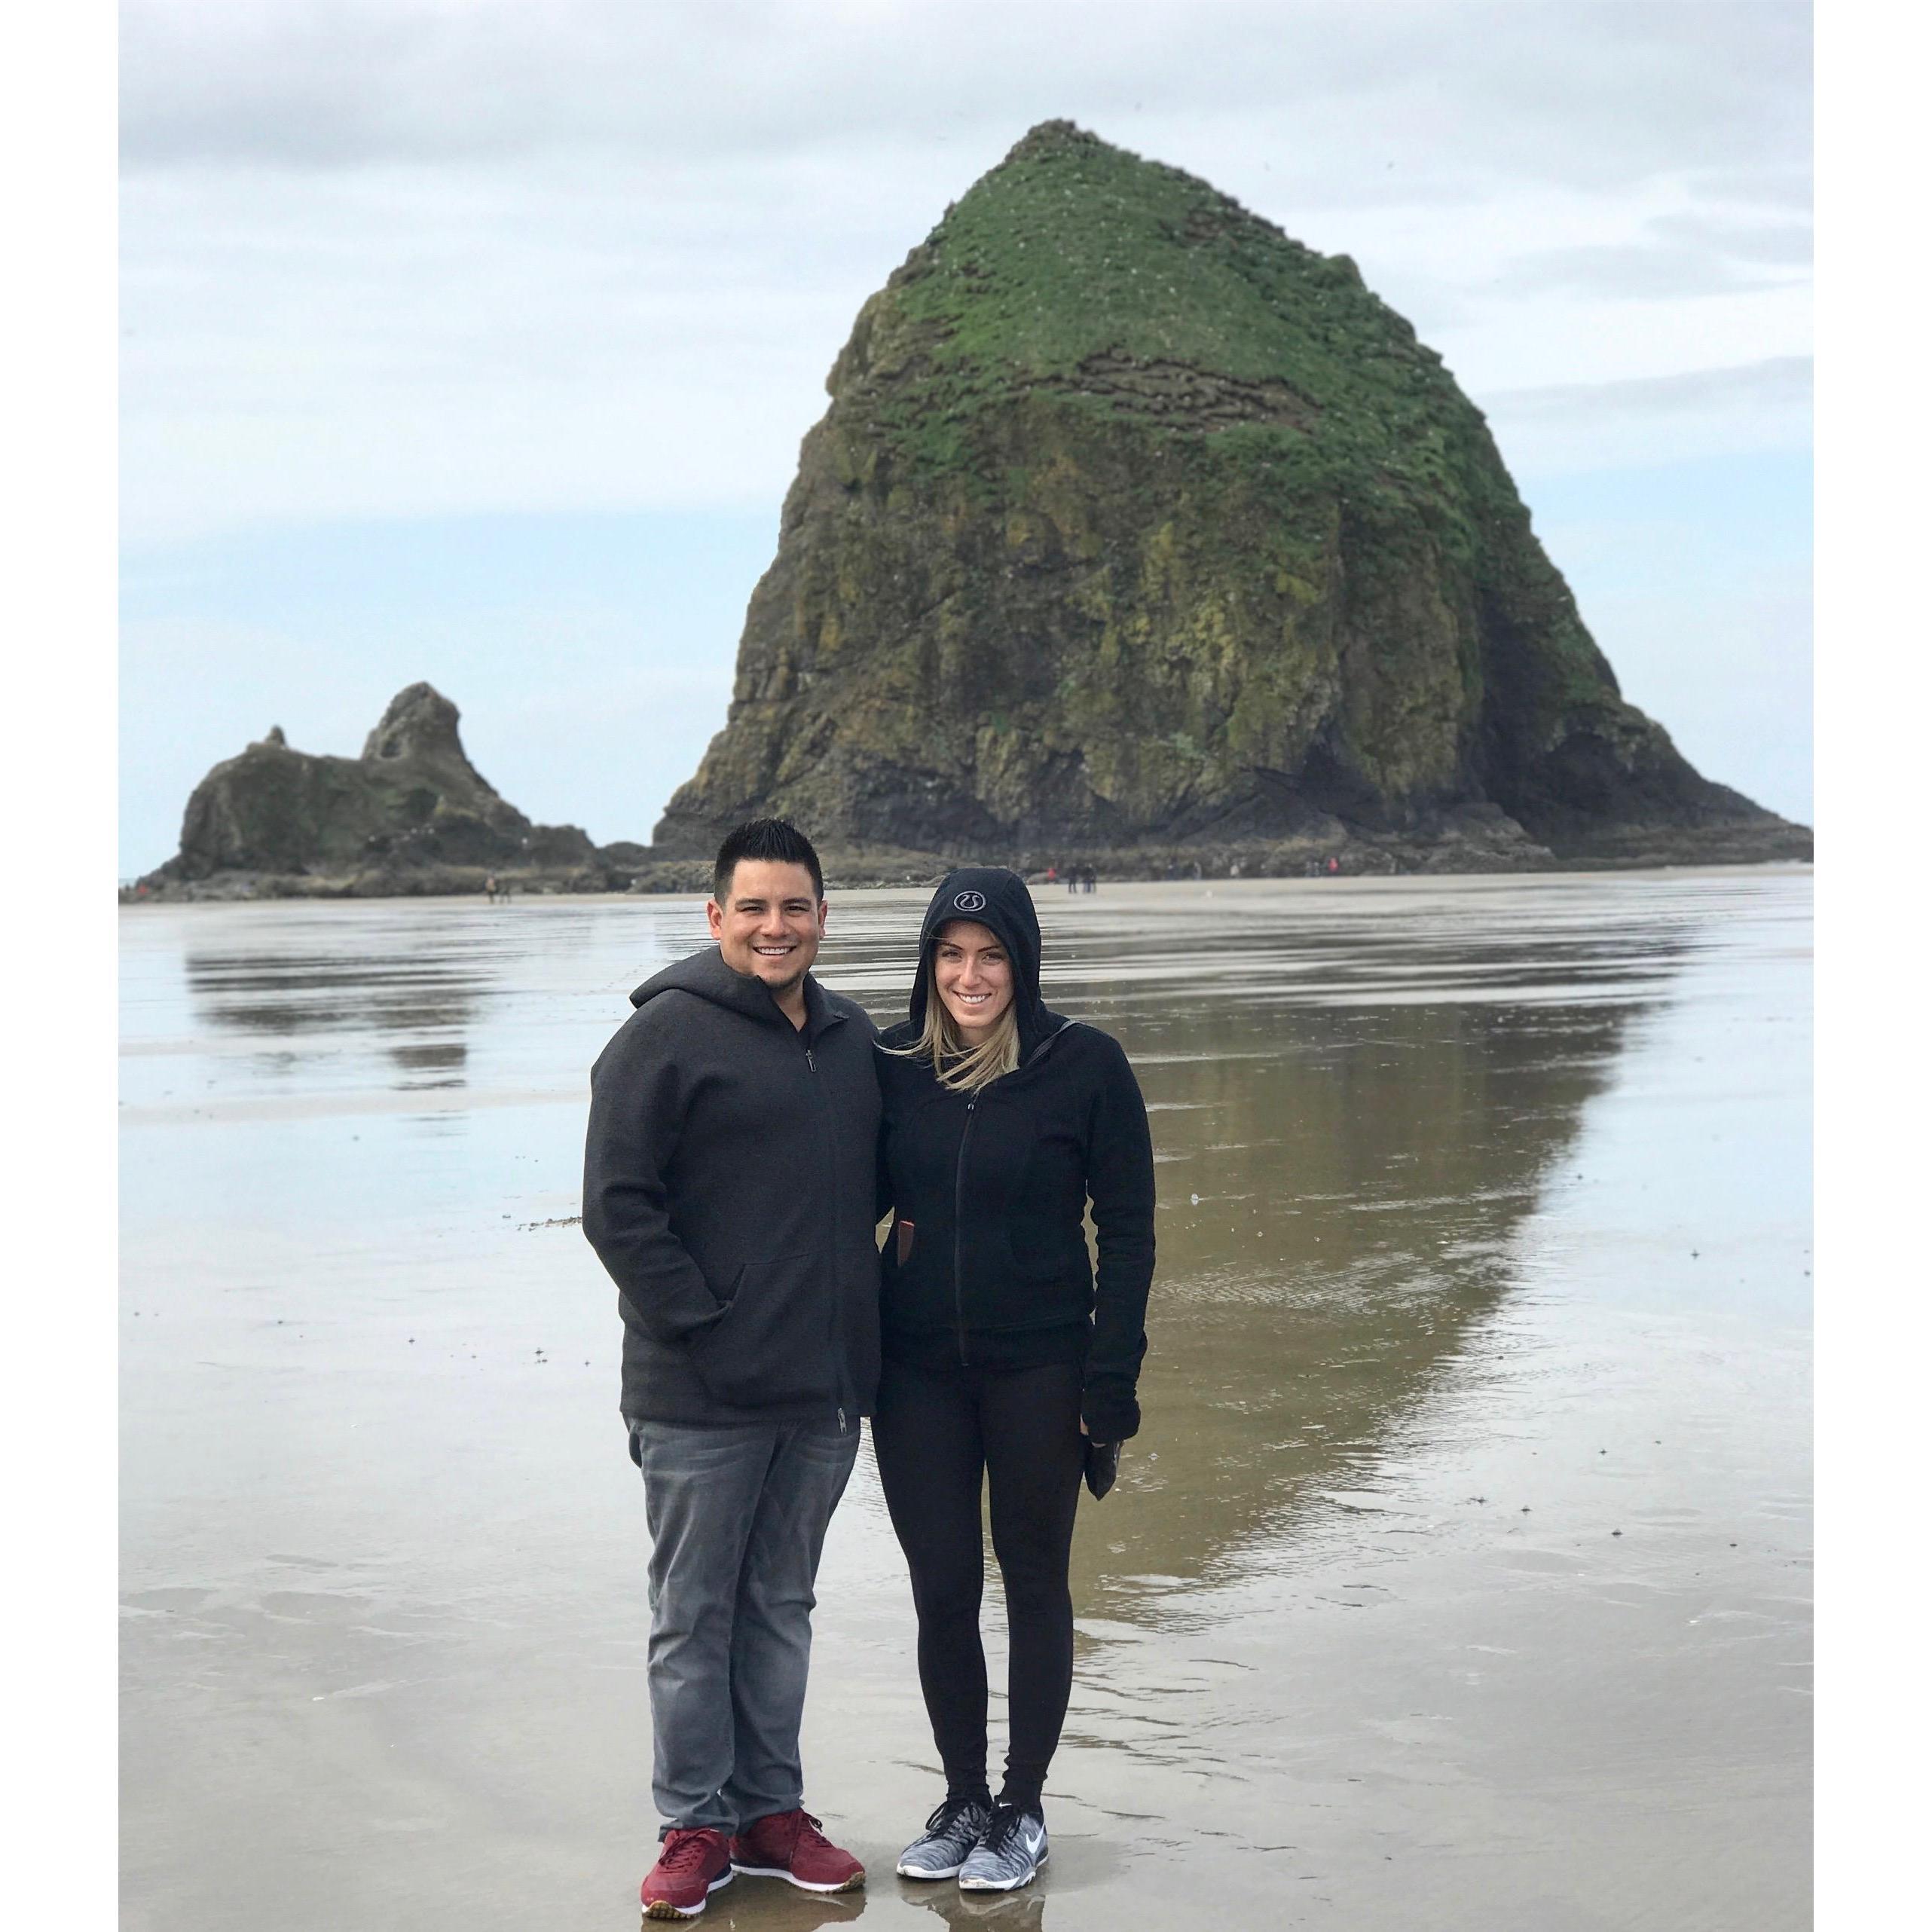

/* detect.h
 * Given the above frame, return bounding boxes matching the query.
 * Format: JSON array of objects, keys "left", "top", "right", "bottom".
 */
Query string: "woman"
[{"left": 872, "top": 867, "right": 1155, "bottom": 1894}]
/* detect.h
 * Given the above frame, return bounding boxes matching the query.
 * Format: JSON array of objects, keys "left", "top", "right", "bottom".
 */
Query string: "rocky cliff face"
[
  {"left": 656, "top": 121, "right": 1805, "bottom": 865},
  {"left": 154, "top": 683, "right": 599, "bottom": 886}
]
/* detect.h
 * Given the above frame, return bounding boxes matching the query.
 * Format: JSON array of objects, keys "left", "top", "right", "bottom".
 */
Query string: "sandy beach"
[{"left": 121, "top": 870, "right": 1811, "bottom": 1930}]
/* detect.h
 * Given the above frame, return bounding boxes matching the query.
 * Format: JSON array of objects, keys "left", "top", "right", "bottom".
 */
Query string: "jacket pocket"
[
  {"left": 881, "top": 1214, "right": 958, "bottom": 1331},
  {"left": 687, "top": 1253, "right": 835, "bottom": 1408},
  {"left": 1008, "top": 1216, "right": 1090, "bottom": 1285},
  {"left": 844, "top": 1245, "right": 884, "bottom": 1412}
]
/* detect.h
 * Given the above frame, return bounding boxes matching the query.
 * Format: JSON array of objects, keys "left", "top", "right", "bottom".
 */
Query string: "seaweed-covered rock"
[{"left": 656, "top": 121, "right": 1806, "bottom": 864}]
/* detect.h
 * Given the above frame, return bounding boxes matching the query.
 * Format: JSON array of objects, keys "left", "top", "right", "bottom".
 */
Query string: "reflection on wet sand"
[
  {"left": 1088, "top": 994, "right": 1650, "bottom": 1604},
  {"left": 894, "top": 1883, "right": 1047, "bottom": 1930},
  {"left": 706, "top": 1888, "right": 876, "bottom": 1930},
  {"left": 186, "top": 947, "right": 480, "bottom": 1090}
]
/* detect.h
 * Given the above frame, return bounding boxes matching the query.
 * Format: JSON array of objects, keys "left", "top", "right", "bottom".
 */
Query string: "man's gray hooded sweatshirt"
[{"left": 582, "top": 945, "right": 882, "bottom": 1431}]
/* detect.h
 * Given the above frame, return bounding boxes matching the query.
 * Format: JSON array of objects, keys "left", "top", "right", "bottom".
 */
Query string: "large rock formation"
[
  {"left": 656, "top": 121, "right": 1807, "bottom": 867},
  {"left": 143, "top": 683, "right": 603, "bottom": 893}
]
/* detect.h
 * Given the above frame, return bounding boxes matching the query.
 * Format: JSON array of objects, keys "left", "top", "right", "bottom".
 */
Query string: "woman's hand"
[{"left": 1078, "top": 1379, "right": 1141, "bottom": 1443}]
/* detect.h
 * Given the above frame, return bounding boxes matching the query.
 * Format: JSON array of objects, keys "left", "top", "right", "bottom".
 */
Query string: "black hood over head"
[{"left": 906, "top": 867, "right": 1057, "bottom": 1056}]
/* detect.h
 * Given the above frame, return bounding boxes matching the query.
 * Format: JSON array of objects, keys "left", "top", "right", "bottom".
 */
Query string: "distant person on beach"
[
  {"left": 873, "top": 868, "right": 1155, "bottom": 1894},
  {"left": 484, "top": 873, "right": 497, "bottom": 904},
  {"left": 583, "top": 818, "right": 879, "bottom": 1921}
]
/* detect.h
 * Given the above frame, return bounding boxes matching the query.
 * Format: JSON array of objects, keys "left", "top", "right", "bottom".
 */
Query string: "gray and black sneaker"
[
  {"left": 896, "top": 1795, "right": 995, "bottom": 1880},
  {"left": 957, "top": 1802, "right": 1049, "bottom": 1891}
]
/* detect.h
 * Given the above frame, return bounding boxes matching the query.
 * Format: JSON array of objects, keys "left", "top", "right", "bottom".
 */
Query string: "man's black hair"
[{"left": 712, "top": 818, "right": 824, "bottom": 905}]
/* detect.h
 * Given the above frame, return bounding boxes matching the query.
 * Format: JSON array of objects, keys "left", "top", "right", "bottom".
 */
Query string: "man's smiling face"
[{"left": 706, "top": 858, "right": 825, "bottom": 995}]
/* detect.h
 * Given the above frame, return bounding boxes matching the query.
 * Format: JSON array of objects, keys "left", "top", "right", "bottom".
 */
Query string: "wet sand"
[{"left": 121, "top": 870, "right": 1811, "bottom": 1930}]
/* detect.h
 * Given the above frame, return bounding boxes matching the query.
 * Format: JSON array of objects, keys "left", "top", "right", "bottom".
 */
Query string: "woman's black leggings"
[{"left": 870, "top": 1356, "right": 1086, "bottom": 1810}]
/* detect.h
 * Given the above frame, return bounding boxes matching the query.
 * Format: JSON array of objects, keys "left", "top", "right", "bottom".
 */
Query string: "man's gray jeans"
[{"left": 630, "top": 1414, "right": 859, "bottom": 1836}]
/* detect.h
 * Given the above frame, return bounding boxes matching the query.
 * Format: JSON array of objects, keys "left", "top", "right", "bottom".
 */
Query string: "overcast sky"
[{"left": 119, "top": 0, "right": 1811, "bottom": 873}]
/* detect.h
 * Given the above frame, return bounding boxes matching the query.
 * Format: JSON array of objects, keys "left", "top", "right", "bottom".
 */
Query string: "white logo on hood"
[{"left": 953, "top": 890, "right": 987, "bottom": 913}]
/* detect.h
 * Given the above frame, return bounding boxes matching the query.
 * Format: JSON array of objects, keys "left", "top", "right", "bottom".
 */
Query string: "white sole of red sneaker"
[{"left": 729, "top": 1863, "right": 865, "bottom": 1892}]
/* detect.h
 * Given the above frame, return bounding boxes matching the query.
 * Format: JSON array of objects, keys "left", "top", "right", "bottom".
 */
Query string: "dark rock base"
[{"left": 121, "top": 815, "right": 1810, "bottom": 903}]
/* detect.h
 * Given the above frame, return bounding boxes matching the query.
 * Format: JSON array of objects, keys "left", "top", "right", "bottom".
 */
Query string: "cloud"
[
  {"left": 1648, "top": 211, "right": 1812, "bottom": 264},
  {"left": 1489, "top": 241, "right": 1797, "bottom": 302},
  {"left": 1683, "top": 165, "right": 1812, "bottom": 210},
  {"left": 1478, "top": 357, "right": 1811, "bottom": 479},
  {"left": 1484, "top": 202, "right": 1811, "bottom": 303},
  {"left": 1488, "top": 355, "right": 1812, "bottom": 421},
  {"left": 122, "top": 0, "right": 1809, "bottom": 200},
  {"left": 119, "top": 2, "right": 1812, "bottom": 542}
]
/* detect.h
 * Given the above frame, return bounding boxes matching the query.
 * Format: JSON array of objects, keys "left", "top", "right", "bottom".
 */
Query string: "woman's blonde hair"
[{"left": 886, "top": 928, "right": 1023, "bottom": 1093}]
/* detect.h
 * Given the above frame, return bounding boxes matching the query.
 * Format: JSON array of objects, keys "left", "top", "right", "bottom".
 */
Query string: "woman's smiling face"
[{"left": 932, "top": 919, "right": 1014, "bottom": 1039}]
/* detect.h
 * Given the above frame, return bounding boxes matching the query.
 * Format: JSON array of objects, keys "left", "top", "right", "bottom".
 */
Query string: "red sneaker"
[
  {"left": 729, "top": 1808, "right": 865, "bottom": 1893},
  {"left": 640, "top": 1827, "right": 734, "bottom": 1921}
]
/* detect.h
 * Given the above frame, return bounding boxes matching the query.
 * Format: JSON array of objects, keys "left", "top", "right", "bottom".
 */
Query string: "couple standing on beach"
[{"left": 583, "top": 818, "right": 1156, "bottom": 1921}]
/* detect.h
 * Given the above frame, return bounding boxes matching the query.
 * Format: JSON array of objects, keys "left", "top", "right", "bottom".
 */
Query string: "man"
[{"left": 583, "top": 818, "right": 881, "bottom": 1921}]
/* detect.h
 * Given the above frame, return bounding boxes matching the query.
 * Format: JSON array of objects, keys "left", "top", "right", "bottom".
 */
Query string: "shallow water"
[{"left": 121, "top": 870, "right": 1811, "bottom": 1930}]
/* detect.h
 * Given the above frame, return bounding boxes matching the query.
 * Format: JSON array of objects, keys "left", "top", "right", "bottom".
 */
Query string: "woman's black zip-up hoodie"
[{"left": 875, "top": 868, "right": 1155, "bottom": 1441}]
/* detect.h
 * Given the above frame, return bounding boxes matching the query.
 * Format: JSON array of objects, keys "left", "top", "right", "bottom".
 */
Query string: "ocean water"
[{"left": 121, "top": 870, "right": 1811, "bottom": 1930}]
